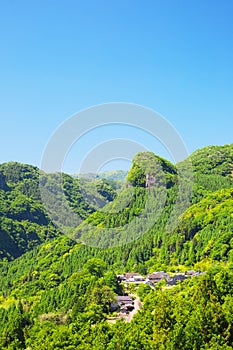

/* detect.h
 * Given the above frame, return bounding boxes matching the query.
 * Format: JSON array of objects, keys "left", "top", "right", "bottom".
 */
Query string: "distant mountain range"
[{"left": 0, "top": 144, "right": 232, "bottom": 261}]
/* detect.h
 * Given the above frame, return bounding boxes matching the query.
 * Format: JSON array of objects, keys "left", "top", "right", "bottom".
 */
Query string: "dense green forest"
[
  {"left": 0, "top": 162, "right": 117, "bottom": 260},
  {"left": 0, "top": 143, "right": 233, "bottom": 349}
]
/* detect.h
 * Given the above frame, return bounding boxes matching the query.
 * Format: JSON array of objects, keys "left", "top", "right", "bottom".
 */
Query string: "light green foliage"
[
  {"left": 0, "top": 162, "right": 118, "bottom": 260},
  {"left": 0, "top": 144, "right": 233, "bottom": 348},
  {"left": 189, "top": 144, "right": 233, "bottom": 177}
]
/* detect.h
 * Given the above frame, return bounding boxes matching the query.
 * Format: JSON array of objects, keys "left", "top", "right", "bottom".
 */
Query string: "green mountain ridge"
[
  {"left": 0, "top": 143, "right": 233, "bottom": 349},
  {"left": 189, "top": 144, "right": 233, "bottom": 177},
  {"left": 0, "top": 162, "right": 117, "bottom": 260},
  {"left": 0, "top": 144, "right": 233, "bottom": 261}
]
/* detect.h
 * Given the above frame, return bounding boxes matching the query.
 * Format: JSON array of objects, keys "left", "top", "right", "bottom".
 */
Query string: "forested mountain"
[
  {"left": 189, "top": 144, "right": 233, "bottom": 177},
  {"left": 1, "top": 145, "right": 232, "bottom": 261},
  {"left": 0, "top": 162, "right": 57, "bottom": 260},
  {"left": 0, "top": 144, "right": 233, "bottom": 349},
  {"left": 0, "top": 162, "right": 117, "bottom": 260}
]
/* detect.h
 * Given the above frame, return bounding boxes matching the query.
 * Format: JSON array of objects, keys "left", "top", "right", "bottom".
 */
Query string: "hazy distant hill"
[
  {"left": 97, "top": 170, "right": 128, "bottom": 182},
  {"left": 75, "top": 170, "right": 128, "bottom": 182}
]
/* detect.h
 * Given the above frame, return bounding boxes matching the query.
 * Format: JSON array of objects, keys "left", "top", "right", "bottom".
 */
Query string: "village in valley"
[{"left": 110, "top": 270, "right": 205, "bottom": 321}]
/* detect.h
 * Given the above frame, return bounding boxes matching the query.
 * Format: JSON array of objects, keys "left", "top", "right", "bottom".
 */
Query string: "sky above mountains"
[{"left": 0, "top": 0, "right": 233, "bottom": 173}]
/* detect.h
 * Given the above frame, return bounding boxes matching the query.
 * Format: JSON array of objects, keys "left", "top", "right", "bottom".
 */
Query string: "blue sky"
[{"left": 0, "top": 0, "right": 233, "bottom": 173}]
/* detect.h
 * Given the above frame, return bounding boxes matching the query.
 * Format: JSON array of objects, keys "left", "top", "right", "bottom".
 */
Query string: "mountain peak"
[{"left": 126, "top": 151, "right": 177, "bottom": 188}]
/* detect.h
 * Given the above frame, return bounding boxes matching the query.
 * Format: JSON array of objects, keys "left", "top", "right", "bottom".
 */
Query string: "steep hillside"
[
  {"left": 0, "top": 163, "right": 56, "bottom": 260},
  {"left": 0, "top": 232, "right": 233, "bottom": 349},
  {"left": 0, "top": 162, "right": 117, "bottom": 260},
  {"left": 127, "top": 151, "right": 177, "bottom": 188},
  {"left": 0, "top": 145, "right": 232, "bottom": 262},
  {"left": 190, "top": 144, "right": 233, "bottom": 177},
  {"left": 0, "top": 145, "right": 233, "bottom": 348},
  {"left": 72, "top": 151, "right": 177, "bottom": 247},
  {"left": 179, "top": 144, "right": 233, "bottom": 203},
  {"left": 148, "top": 188, "right": 233, "bottom": 267}
]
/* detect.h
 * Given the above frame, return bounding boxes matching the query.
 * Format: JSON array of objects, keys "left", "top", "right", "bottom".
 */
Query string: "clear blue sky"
[{"left": 0, "top": 0, "right": 233, "bottom": 173}]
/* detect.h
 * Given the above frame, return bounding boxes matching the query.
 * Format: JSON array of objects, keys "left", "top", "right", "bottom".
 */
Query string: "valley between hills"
[{"left": 0, "top": 143, "right": 233, "bottom": 349}]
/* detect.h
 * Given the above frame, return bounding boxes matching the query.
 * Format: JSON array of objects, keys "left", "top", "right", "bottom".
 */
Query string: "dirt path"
[{"left": 125, "top": 296, "right": 141, "bottom": 322}]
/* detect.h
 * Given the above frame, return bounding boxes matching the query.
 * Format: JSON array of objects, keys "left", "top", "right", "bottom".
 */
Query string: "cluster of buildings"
[
  {"left": 111, "top": 295, "right": 135, "bottom": 314},
  {"left": 112, "top": 270, "right": 205, "bottom": 316},
  {"left": 117, "top": 270, "right": 204, "bottom": 286}
]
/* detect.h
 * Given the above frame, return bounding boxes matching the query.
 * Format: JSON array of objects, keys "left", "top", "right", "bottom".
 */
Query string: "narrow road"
[{"left": 125, "top": 296, "right": 141, "bottom": 322}]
